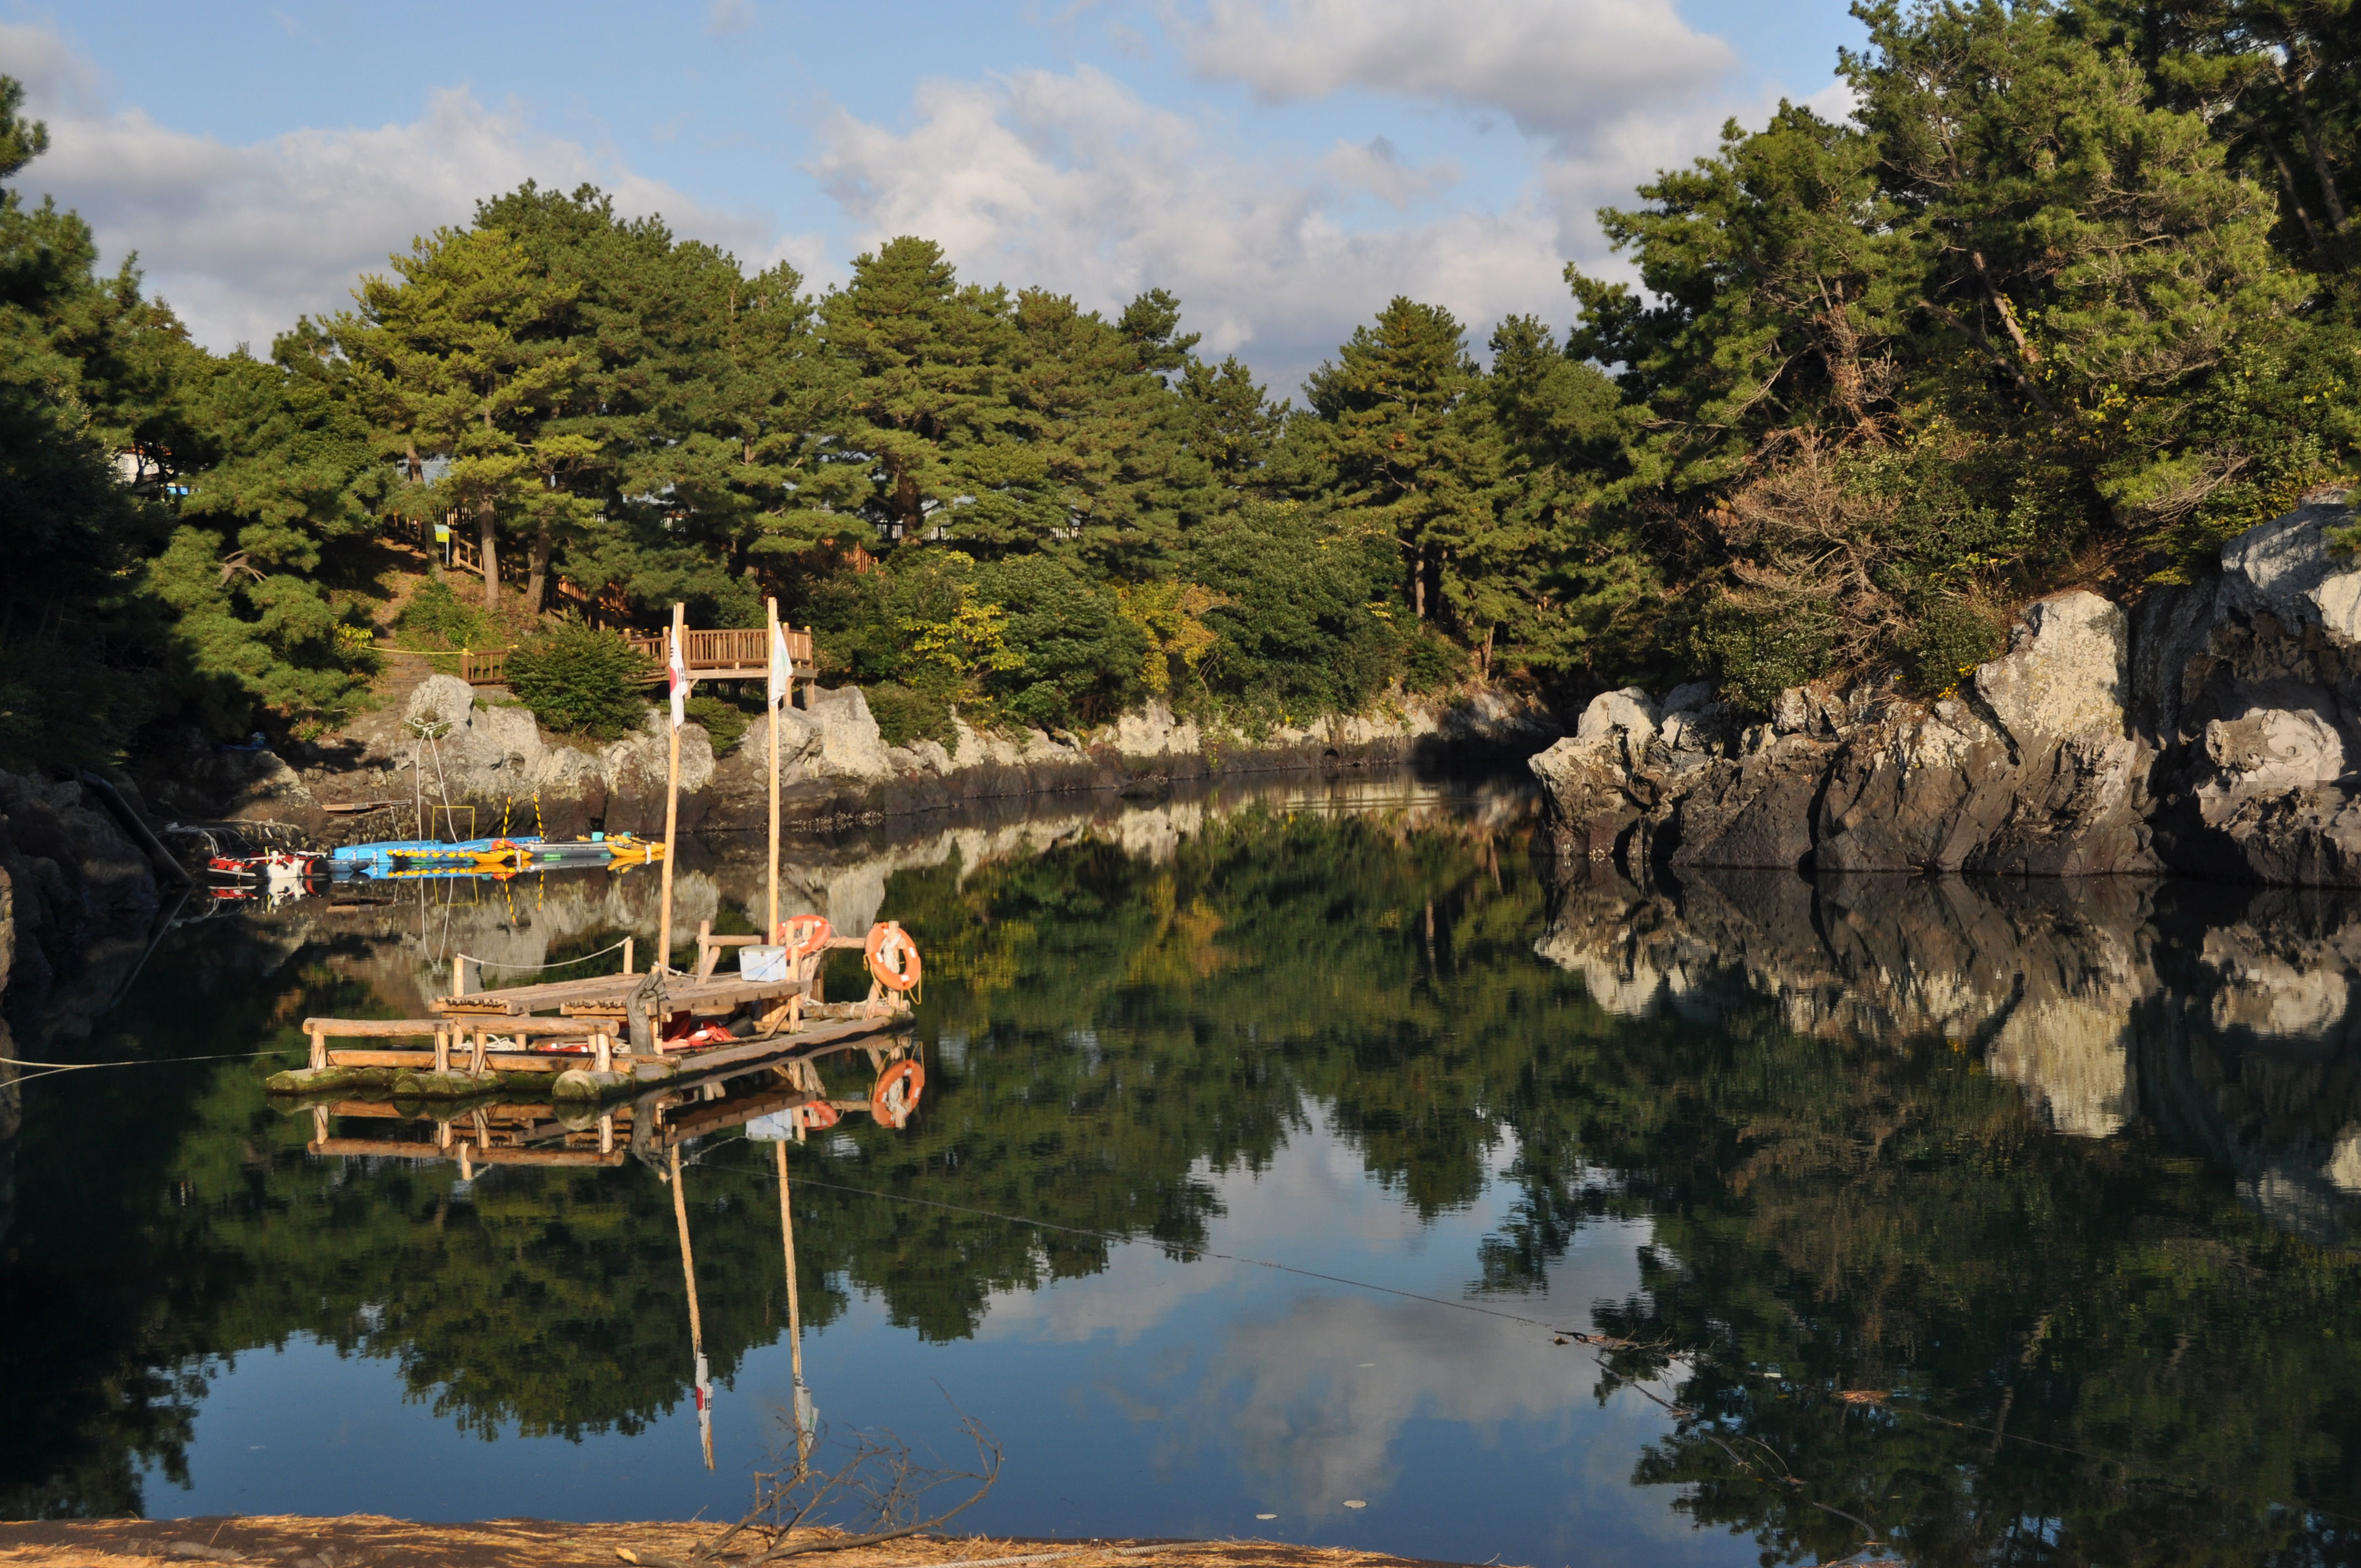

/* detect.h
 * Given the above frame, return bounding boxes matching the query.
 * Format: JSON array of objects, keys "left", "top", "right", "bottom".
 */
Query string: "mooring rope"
[{"left": 0, "top": 1047, "right": 290, "bottom": 1088}]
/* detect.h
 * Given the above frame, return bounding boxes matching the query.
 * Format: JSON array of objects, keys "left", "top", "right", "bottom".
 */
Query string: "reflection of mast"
[
  {"left": 776, "top": 1140, "right": 814, "bottom": 1466},
  {"left": 669, "top": 1142, "right": 716, "bottom": 1470}
]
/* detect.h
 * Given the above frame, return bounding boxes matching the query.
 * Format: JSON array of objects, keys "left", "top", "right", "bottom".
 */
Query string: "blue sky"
[{"left": 5, "top": 1, "right": 1864, "bottom": 393}]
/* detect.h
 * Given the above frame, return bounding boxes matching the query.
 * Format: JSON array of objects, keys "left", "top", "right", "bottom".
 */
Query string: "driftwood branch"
[{"left": 623, "top": 1397, "right": 1004, "bottom": 1568}]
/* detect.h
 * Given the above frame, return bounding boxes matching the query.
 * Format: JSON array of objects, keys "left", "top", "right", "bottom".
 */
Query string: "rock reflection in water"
[{"left": 1537, "top": 862, "right": 2361, "bottom": 1242}]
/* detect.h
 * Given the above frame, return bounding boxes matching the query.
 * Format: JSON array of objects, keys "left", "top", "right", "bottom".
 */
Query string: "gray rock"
[
  {"left": 1973, "top": 590, "right": 2126, "bottom": 748},
  {"left": 2217, "top": 497, "right": 2361, "bottom": 646},
  {"left": 404, "top": 674, "right": 476, "bottom": 733}
]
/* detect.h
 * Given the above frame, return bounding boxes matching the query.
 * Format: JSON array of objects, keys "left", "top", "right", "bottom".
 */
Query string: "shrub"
[
  {"left": 505, "top": 622, "right": 650, "bottom": 738},
  {"left": 686, "top": 693, "right": 754, "bottom": 750},
  {"left": 867, "top": 683, "right": 955, "bottom": 748},
  {"left": 970, "top": 556, "right": 1146, "bottom": 729},
  {"left": 1898, "top": 598, "right": 2004, "bottom": 696},
  {"left": 1690, "top": 594, "right": 1836, "bottom": 715},
  {"left": 395, "top": 574, "right": 496, "bottom": 649}
]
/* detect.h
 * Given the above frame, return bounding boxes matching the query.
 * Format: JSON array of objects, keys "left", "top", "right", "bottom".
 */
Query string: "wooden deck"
[
  {"left": 287, "top": 1022, "right": 918, "bottom": 1173},
  {"left": 273, "top": 927, "right": 909, "bottom": 1099}
]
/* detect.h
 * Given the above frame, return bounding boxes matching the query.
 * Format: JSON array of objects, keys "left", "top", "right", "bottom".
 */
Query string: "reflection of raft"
[
  {"left": 282, "top": 1023, "right": 922, "bottom": 1173},
  {"left": 266, "top": 916, "right": 922, "bottom": 1103}
]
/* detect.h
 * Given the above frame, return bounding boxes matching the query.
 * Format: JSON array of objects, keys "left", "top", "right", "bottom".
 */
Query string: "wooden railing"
[
  {"left": 460, "top": 649, "right": 509, "bottom": 684},
  {"left": 623, "top": 628, "right": 814, "bottom": 674}
]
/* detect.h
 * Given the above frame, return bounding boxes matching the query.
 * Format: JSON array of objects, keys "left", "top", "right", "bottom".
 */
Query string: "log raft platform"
[
  {"left": 283, "top": 1019, "right": 917, "bottom": 1173},
  {"left": 266, "top": 924, "right": 912, "bottom": 1103}
]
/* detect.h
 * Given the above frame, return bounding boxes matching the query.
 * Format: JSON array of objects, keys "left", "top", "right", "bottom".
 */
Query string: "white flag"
[
  {"left": 768, "top": 622, "right": 795, "bottom": 710},
  {"left": 668, "top": 629, "right": 689, "bottom": 730}
]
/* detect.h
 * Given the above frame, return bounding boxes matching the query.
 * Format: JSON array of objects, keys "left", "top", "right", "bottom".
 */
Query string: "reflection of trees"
[
  {"left": 1490, "top": 971, "right": 2361, "bottom": 1562},
  {"left": 21, "top": 802, "right": 2361, "bottom": 1561}
]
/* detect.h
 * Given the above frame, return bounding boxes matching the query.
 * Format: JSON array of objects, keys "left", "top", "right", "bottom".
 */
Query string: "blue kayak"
[{"left": 331, "top": 837, "right": 546, "bottom": 874}]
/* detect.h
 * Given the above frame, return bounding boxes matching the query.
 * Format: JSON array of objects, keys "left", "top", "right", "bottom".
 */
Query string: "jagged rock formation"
[
  {"left": 1532, "top": 497, "right": 2361, "bottom": 886},
  {"left": 193, "top": 680, "right": 1560, "bottom": 843}
]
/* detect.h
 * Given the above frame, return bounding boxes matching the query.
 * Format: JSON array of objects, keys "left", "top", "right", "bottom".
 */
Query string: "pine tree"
[
  {"left": 1301, "top": 298, "right": 1504, "bottom": 630},
  {"left": 330, "top": 226, "right": 579, "bottom": 611}
]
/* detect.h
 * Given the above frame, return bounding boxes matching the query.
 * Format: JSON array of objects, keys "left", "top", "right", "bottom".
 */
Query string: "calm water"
[{"left": 9, "top": 775, "right": 2361, "bottom": 1566}]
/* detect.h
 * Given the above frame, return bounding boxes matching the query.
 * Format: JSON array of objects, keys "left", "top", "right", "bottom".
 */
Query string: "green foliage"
[
  {"left": 1898, "top": 597, "right": 2004, "bottom": 696},
  {"left": 504, "top": 621, "right": 649, "bottom": 737},
  {"left": 394, "top": 574, "right": 494, "bottom": 649},
  {"left": 865, "top": 683, "right": 954, "bottom": 748},
  {"left": 1689, "top": 594, "right": 1836, "bottom": 714},
  {"left": 1179, "top": 502, "right": 1402, "bottom": 721},
  {"left": 684, "top": 690, "right": 753, "bottom": 750}
]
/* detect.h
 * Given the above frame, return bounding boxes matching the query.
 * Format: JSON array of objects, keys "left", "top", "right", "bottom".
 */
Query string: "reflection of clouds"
[
  {"left": 1196, "top": 1288, "right": 1617, "bottom": 1518},
  {"left": 971, "top": 1112, "right": 1667, "bottom": 1531},
  {"left": 973, "top": 1242, "right": 1237, "bottom": 1346}
]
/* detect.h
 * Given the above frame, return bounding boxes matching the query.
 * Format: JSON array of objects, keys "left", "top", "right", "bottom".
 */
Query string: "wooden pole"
[
  {"left": 777, "top": 1137, "right": 811, "bottom": 1467},
  {"left": 777, "top": 1140, "right": 804, "bottom": 1386},
  {"left": 766, "top": 595, "right": 782, "bottom": 944},
  {"left": 657, "top": 602, "right": 686, "bottom": 976},
  {"left": 671, "top": 1141, "right": 716, "bottom": 1471}
]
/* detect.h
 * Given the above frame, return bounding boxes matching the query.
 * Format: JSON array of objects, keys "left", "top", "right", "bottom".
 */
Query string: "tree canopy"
[{"left": 9, "top": 0, "right": 2361, "bottom": 769}]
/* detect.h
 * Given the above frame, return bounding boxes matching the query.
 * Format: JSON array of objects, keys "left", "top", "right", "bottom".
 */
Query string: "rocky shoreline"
[
  {"left": 1530, "top": 497, "right": 2361, "bottom": 887},
  {"left": 157, "top": 683, "right": 1562, "bottom": 846}
]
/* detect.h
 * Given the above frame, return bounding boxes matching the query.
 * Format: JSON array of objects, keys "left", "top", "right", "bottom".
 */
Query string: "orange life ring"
[
  {"left": 864, "top": 922, "right": 922, "bottom": 993},
  {"left": 778, "top": 914, "right": 834, "bottom": 960},
  {"left": 801, "top": 1099, "right": 841, "bottom": 1130},
  {"left": 869, "top": 1059, "right": 926, "bottom": 1129}
]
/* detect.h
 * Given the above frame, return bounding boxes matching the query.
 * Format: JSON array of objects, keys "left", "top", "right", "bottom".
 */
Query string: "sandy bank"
[{"left": 0, "top": 1518, "right": 1505, "bottom": 1568}]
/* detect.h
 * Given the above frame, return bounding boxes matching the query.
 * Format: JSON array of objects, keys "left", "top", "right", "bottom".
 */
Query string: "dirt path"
[{"left": 0, "top": 1519, "right": 1504, "bottom": 1568}]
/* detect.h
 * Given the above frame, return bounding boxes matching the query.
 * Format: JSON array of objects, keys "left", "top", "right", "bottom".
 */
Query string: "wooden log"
[
  {"left": 297, "top": 1139, "right": 625, "bottom": 1168},
  {"left": 434, "top": 1028, "right": 450, "bottom": 1073},
  {"left": 622, "top": 937, "right": 634, "bottom": 976},
  {"left": 306, "top": 1016, "right": 607, "bottom": 1038},
  {"left": 325, "top": 1048, "right": 573, "bottom": 1073},
  {"left": 308, "top": 1025, "right": 326, "bottom": 1070},
  {"left": 265, "top": 1064, "right": 396, "bottom": 1095},
  {"left": 552, "top": 1068, "right": 634, "bottom": 1102}
]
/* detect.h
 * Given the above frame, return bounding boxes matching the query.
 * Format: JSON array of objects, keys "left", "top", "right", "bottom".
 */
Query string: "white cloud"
[
  {"left": 1180, "top": 0, "right": 1735, "bottom": 149},
  {"left": 1320, "top": 135, "right": 1458, "bottom": 208},
  {"left": 707, "top": 0, "right": 757, "bottom": 37},
  {"left": 4, "top": 23, "right": 788, "bottom": 352},
  {"left": 809, "top": 64, "right": 1570, "bottom": 395}
]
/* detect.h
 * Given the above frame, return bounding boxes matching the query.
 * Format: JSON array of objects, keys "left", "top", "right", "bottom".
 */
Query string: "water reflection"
[
  {"left": 12, "top": 777, "right": 2361, "bottom": 1566},
  {"left": 1537, "top": 863, "right": 2361, "bottom": 1247}
]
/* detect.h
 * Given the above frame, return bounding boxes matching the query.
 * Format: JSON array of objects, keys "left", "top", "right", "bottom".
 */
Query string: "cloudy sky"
[{"left": 3, "top": 0, "right": 1860, "bottom": 395}]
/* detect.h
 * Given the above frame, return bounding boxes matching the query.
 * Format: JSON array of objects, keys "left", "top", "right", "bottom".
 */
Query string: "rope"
[
  {"left": 456, "top": 938, "right": 630, "bottom": 973},
  {"left": 0, "top": 1047, "right": 290, "bottom": 1087}
]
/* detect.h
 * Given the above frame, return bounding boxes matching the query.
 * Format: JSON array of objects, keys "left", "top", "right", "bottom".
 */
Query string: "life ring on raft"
[
  {"left": 777, "top": 914, "right": 834, "bottom": 960},
  {"left": 864, "top": 922, "right": 922, "bottom": 994},
  {"left": 869, "top": 1059, "right": 926, "bottom": 1129}
]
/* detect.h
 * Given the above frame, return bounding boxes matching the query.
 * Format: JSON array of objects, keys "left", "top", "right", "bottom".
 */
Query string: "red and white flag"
[{"left": 668, "top": 628, "right": 689, "bottom": 731}]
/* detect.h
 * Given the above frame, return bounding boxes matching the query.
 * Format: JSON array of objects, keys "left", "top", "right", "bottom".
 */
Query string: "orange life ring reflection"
[{"left": 871, "top": 1059, "right": 926, "bottom": 1129}]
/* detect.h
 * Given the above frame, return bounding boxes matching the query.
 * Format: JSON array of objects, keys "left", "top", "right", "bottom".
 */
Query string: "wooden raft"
[{"left": 282, "top": 924, "right": 912, "bottom": 1099}]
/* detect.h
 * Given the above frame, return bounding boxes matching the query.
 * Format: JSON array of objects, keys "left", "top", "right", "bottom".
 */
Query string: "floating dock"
[
  {"left": 266, "top": 917, "right": 922, "bottom": 1103},
  {"left": 281, "top": 1015, "right": 923, "bottom": 1171}
]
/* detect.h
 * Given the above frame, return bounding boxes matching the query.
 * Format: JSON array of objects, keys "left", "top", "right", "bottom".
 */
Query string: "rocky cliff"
[
  {"left": 1531, "top": 497, "right": 2361, "bottom": 886},
  {"left": 183, "top": 679, "right": 1560, "bottom": 843}
]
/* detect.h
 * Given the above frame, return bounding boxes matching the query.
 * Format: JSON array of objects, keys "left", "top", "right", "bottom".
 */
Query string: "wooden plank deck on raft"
[{"left": 301, "top": 1011, "right": 910, "bottom": 1084}]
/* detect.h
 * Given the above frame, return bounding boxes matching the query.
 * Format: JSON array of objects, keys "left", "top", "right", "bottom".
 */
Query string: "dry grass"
[{"left": 0, "top": 1518, "right": 1505, "bottom": 1568}]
